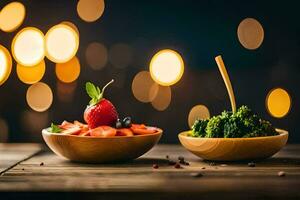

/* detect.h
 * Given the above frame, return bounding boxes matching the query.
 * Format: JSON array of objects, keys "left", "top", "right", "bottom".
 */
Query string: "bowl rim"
[
  {"left": 178, "top": 128, "right": 288, "bottom": 141},
  {"left": 42, "top": 126, "right": 163, "bottom": 139}
]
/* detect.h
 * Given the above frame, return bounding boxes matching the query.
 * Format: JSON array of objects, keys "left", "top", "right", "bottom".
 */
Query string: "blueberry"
[
  {"left": 123, "top": 117, "right": 132, "bottom": 128},
  {"left": 115, "top": 119, "right": 122, "bottom": 129}
]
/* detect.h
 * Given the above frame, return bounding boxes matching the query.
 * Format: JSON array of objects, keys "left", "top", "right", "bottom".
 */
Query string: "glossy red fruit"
[
  {"left": 90, "top": 126, "right": 117, "bottom": 137},
  {"left": 84, "top": 80, "right": 118, "bottom": 128},
  {"left": 84, "top": 99, "right": 118, "bottom": 129}
]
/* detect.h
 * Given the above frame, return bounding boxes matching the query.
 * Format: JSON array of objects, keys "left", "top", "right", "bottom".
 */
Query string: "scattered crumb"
[
  {"left": 278, "top": 171, "right": 286, "bottom": 177},
  {"left": 220, "top": 164, "right": 228, "bottom": 167},
  {"left": 209, "top": 162, "right": 216, "bottom": 166},
  {"left": 174, "top": 163, "right": 181, "bottom": 169},
  {"left": 152, "top": 164, "right": 159, "bottom": 169},
  {"left": 190, "top": 172, "right": 203, "bottom": 178},
  {"left": 40, "top": 162, "right": 44, "bottom": 166},
  {"left": 22, "top": 168, "right": 24, "bottom": 171},
  {"left": 201, "top": 167, "right": 206, "bottom": 169},
  {"left": 248, "top": 162, "right": 255, "bottom": 167}
]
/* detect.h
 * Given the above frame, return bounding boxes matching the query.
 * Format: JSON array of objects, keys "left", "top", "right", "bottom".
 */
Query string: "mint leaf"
[
  {"left": 86, "top": 82, "right": 99, "bottom": 99},
  {"left": 50, "top": 123, "right": 62, "bottom": 133}
]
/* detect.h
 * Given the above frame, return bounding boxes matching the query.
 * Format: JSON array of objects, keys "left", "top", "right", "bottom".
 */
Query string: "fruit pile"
[{"left": 48, "top": 80, "right": 159, "bottom": 137}]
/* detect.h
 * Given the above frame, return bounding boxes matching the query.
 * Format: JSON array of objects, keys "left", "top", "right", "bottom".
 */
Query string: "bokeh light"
[
  {"left": 12, "top": 27, "right": 45, "bottom": 66},
  {"left": 26, "top": 82, "right": 53, "bottom": 112},
  {"left": 61, "top": 21, "right": 79, "bottom": 36},
  {"left": 188, "top": 105, "right": 210, "bottom": 128},
  {"left": 151, "top": 85, "right": 172, "bottom": 111},
  {"left": 149, "top": 49, "right": 184, "bottom": 86},
  {"left": 132, "top": 71, "right": 159, "bottom": 103},
  {"left": 0, "top": 118, "right": 9, "bottom": 142},
  {"left": 266, "top": 88, "right": 291, "bottom": 118},
  {"left": 17, "top": 60, "right": 45, "bottom": 84},
  {"left": 55, "top": 56, "right": 80, "bottom": 83},
  {"left": 77, "top": 0, "right": 105, "bottom": 22},
  {"left": 0, "top": 45, "right": 12, "bottom": 86},
  {"left": 57, "top": 81, "right": 77, "bottom": 103},
  {"left": 109, "top": 43, "right": 133, "bottom": 68},
  {"left": 0, "top": 2, "right": 25, "bottom": 32},
  {"left": 85, "top": 42, "right": 108, "bottom": 70},
  {"left": 45, "top": 24, "right": 79, "bottom": 63},
  {"left": 237, "top": 18, "right": 264, "bottom": 50}
]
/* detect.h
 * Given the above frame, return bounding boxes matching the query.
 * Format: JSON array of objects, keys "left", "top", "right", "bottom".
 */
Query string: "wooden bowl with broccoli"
[{"left": 178, "top": 106, "right": 288, "bottom": 161}]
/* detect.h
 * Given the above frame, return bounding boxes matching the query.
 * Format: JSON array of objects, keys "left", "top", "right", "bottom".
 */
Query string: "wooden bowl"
[
  {"left": 42, "top": 127, "right": 162, "bottom": 163},
  {"left": 178, "top": 129, "right": 288, "bottom": 161}
]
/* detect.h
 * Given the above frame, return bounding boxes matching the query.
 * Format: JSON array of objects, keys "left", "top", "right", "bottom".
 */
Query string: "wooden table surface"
[{"left": 1, "top": 144, "right": 300, "bottom": 200}]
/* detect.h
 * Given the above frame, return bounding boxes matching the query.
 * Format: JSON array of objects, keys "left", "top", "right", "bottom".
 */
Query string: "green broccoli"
[
  {"left": 189, "top": 119, "right": 208, "bottom": 137},
  {"left": 190, "top": 105, "right": 278, "bottom": 138},
  {"left": 205, "top": 116, "right": 223, "bottom": 138}
]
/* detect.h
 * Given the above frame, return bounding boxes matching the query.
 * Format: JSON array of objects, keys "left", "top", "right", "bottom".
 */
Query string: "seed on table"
[
  {"left": 152, "top": 164, "right": 159, "bottom": 169},
  {"left": 22, "top": 168, "right": 25, "bottom": 171},
  {"left": 166, "top": 155, "right": 169, "bottom": 159},
  {"left": 178, "top": 156, "right": 184, "bottom": 161},
  {"left": 278, "top": 171, "right": 286, "bottom": 177},
  {"left": 248, "top": 162, "right": 255, "bottom": 167},
  {"left": 40, "top": 162, "right": 44, "bottom": 166},
  {"left": 190, "top": 172, "right": 203, "bottom": 178},
  {"left": 201, "top": 167, "right": 206, "bottom": 169},
  {"left": 174, "top": 163, "right": 181, "bottom": 169},
  {"left": 220, "top": 164, "right": 227, "bottom": 167}
]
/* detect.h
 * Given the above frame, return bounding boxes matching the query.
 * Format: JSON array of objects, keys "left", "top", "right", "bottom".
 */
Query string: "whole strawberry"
[{"left": 84, "top": 80, "right": 118, "bottom": 129}]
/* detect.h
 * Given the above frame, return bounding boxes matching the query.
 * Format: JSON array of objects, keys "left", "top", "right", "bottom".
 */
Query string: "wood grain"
[
  {"left": 0, "top": 143, "right": 41, "bottom": 174},
  {"left": 0, "top": 144, "right": 300, "bottom": 199}
]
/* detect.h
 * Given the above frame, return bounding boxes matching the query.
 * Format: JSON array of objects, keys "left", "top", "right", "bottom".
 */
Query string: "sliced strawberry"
[
  {"left": 131, "top": 125, "right": 158, "bottom": 135},
  {"left": 61, "top": 126, "right": 81, "bottom": 135},
  {"left": 60, "top": 121, "right": 78, "bottom": 129},
  {"left": 116, "top": 128, "right": 134, "bottom": 136},
  {"left": 131, "top": 124, "right": 146, "bottom": 129},
  {"left": 79, "top": 130, "right": 91, "bottom": 136},
  {"left": 90, "top": 126, "right": 117, "bottom": 137}
]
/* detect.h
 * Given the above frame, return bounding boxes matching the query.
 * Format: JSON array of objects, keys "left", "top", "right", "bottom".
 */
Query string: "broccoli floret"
[
  {"left": 188, "top": 105, "right": 278, "bottom": 138},
  {"left": 223, "top": 117, "right": 244, "bottom": 138},
  {"left": 259, "top": 119, "right": 278, "bottom": 136},
  {"left": 205, "top": 116, "right": 223, "bottom": 138},
  {"left": 190, "top": 119, "right": 208, "bottom": 137},
  {"left": 234, "top": 105, "right": 252, "bottom": 120}
]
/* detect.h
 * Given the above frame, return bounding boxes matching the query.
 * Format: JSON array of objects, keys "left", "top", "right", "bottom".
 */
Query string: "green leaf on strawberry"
[{"left": 85, "top": 80, "right": 114, "bottom": 106}]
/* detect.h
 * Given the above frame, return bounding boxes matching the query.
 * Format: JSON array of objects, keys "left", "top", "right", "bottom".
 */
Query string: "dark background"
[{"left": 0, "top": 0, "right": 299, "bottom": 143}]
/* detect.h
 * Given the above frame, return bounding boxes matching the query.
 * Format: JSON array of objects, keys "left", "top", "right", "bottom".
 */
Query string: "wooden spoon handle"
[{"left": 215, "top": 55, "right": 237, "bottom": 113}]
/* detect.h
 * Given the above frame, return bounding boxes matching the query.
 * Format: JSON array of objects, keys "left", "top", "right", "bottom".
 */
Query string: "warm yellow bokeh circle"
[
  {"left": 188, "top": 105, "right": 210, "bottom": 128},
  {"left": 0, "top": 45, "right": 12, "bottom": 86},
  {"left": 0, "top": 2, "right": 26, "bottom": 32},
  {"left": 151, "top": 85, "right": 172, "bottom": 111},
  {"left": 266, "top": 88, "right": 291, "bottom": 118},
  {"left": 237, "top": 18, "right": 264, "bottom": 50},
  {"left": 150, "top": 49, "right": 184, "bottom": 86},
  {"left": 77, "top": 0, "right": 105, "bottom": 22},
  {"left": 45, "top": 24, "right": 79, "bottom": 63},
  {"left": 17, "top": 60, "right": 45, "bottom": 84},
  {"left": 131, "top": 71, "right": 159, "bottom": 103},
  {"left": 26, "top": 82, "right": 53, "bottom": 112},
  {"left": 55, "top": 56, "right": 80, "bottom": 83},
  {"left": 11, "top": 27, "right": 45, "bottom": 66}
]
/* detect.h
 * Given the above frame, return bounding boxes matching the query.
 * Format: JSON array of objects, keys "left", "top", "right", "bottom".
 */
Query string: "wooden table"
[{"left": 1, "top": 144, "right": 300, "bottom": 200}]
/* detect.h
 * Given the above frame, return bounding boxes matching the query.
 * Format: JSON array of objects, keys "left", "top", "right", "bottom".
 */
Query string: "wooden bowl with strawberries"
[{"left": 42, "top": 80, "right": 163, "bottom": 163}]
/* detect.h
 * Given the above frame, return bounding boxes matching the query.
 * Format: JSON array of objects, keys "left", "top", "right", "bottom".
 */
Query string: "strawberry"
[
  {"left": 84, "top": 80, "right": 118, "bottom": 129},
  {"left": 90, "top": 126, "right": 117, "bottom": 137}
]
